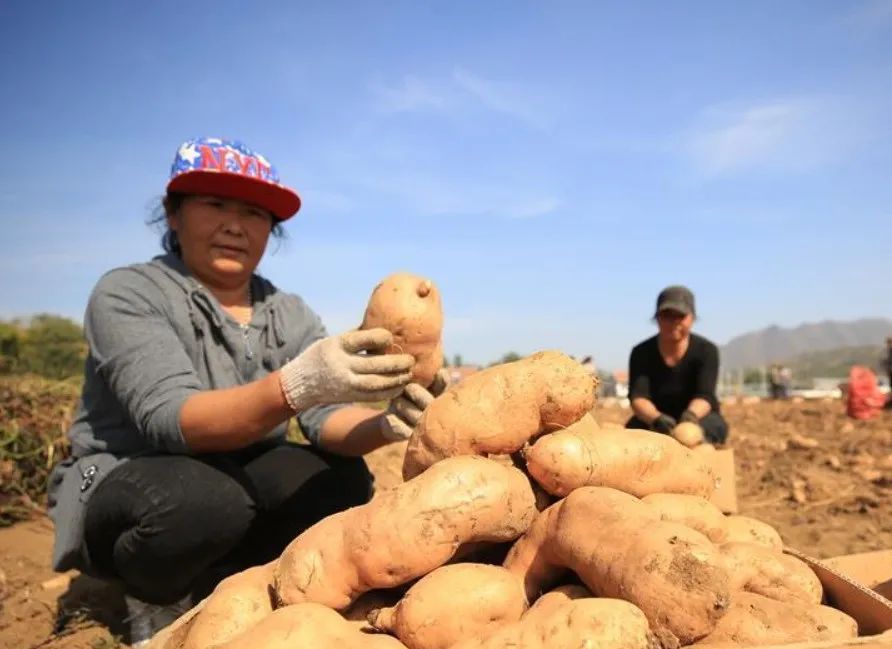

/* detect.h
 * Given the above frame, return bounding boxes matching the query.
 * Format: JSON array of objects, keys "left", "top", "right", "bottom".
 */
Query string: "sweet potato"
[
  {"left": 524, "top": 414, "right": 717, "bottom": 499},
  {"left": 672, "top": 422, "right": 705, "bottom": 448},
  {"left": 216, "top": 603, "right": 407, "bottom": 649},
  {"left": 450, "top": 598, "right": 655, "bottom": 649},
  {"left": 523, "top": 584, "right": 592, "bottom": 619},
  {"left": 274, "top": 456, "right": 537, "bottom": 609},
  {"left": 692, "top": 592, "right": 857, "bottom": 647},
  {"left": 724, "top": 515, "right": 783, "bottom": 551},
  {"left": 182, "top": 563, "right": 274, "bottom": 649},
  {"left": 361, "top": 272, "right": 443, "bottom": 387},
  {"left": 367, "top": 564, "right": 527, "bottom": 649},
  {"left": 504, "top": 486, "right": 731, "bottom": 644},
  {"left": 641, "top": 494, "right": 728, "bottom": 543},
  {"left": 719, "top": 542, "right": 822, "bottom": 605},
  {"left": 402, "top": 350, "right": 595, "bottom": 479}
]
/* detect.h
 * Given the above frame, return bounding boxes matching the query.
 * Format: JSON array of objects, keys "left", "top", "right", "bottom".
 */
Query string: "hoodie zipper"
[{"left": 241, "top": 323, "right": 253, "bottom": 361}]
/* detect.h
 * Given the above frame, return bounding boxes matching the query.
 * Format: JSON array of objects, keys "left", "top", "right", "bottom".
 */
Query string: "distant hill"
[
  {"left": 784, "top": 345, "right": 885, "bottom": 381},
  {"left": 721, "top": 318, "right": 892, "bottom": 371}
]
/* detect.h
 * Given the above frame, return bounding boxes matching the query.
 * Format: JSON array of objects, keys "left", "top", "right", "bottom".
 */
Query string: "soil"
[{"left": 1, "top": 400, "right": 890, "bottom": 648}]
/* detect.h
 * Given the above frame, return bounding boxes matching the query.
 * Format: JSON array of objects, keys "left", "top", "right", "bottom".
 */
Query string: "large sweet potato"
[
  {"left": 367, "top": 563, "right": 527, "bottom": 649},
  {"left": 524, "top": 414, "right": 716, "bottom": 499},
  {"left": 403, "top": 350, "right": 595, "bottom": 479},
  {"left": 724, "top": 515, "right": 783, "bottom": 550},
  {"left": 274, "top": 456, "right": 537, "bottom": 609},
  {"left": 450, "top": 598, "right": 655, "bottom": 649},
  {"left": 503, "top": 486, "right": 730, "bottom": 644},
  {"left": 642, "top": 494, "right": 728, "bottom": 543},
  {"left": 182, "top": 563, "right": 274, "bottom": 649},
  {"left": 216, "top": 603, "right": 407, "bottom": 648},
  {"left": 692, "top": 592, "right": 857, "bottom": 647},
  {"left": 720, "top": 542, "right": 822, "bottom": 605}
]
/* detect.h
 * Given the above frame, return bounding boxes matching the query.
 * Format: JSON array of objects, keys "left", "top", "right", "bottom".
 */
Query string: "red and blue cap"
[{"left": 166, "top": 137, "right": 301, "bottom": 221}]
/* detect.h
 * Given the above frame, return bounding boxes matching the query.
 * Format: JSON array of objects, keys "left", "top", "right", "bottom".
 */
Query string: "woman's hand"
[
  {"left": 380, "top": 369, "right": 450, "bottom": 441},
  {"left": 279, "top": 328, "right": 415, "bottom": 411}
]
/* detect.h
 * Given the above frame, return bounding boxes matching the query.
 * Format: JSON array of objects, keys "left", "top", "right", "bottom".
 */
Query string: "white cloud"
[
  {"left": 360, "top": 171, "right": 560, "bottom": 219},
  {"left": 370, "top": 75, "right": 448, "bottom": 113},
  {"left": 684, "top": 97, "right": 865, "bottom": 176},
  {"left": 451, "top": 68, "right": 554, "bottom": 129},
  {"left": 369, "top": 68, "right": 556, "bottom": 129}
]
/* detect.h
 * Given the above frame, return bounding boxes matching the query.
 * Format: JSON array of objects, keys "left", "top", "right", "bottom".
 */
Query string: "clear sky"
[{"left": 1, "top": 1, "right": 890, "bottom": 369}]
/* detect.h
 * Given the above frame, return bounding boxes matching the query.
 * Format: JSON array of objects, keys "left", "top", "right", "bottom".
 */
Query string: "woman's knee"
[{"left": 85, "top": 456, "right": 255, "bottom": 586}]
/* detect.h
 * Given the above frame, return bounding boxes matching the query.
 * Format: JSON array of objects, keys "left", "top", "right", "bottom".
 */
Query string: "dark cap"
[{"left": 655, "top": 285, "right": 696, "bottom": 317}]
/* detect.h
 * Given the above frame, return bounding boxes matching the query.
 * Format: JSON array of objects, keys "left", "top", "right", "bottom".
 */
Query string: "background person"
[{"left": 625, "top": 285, "right": 729, "bottom": 444}]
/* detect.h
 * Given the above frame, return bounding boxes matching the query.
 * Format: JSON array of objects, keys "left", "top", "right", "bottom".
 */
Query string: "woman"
[
  {"left": 625, "top": 285, "right": 729, "bottom": 444},
  {"left": 47, "top": 137, "right": 438, "bottom": 645}
]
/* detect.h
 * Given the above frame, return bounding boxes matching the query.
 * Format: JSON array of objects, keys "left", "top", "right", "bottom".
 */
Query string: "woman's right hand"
[{"left": 278, "top": 328, "right": 415, "bottom": 412}]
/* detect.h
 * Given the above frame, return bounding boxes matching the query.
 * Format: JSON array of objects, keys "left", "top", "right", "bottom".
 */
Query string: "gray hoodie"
[{"left": 47, "top": 253, "right": 342, "bottom": 572}]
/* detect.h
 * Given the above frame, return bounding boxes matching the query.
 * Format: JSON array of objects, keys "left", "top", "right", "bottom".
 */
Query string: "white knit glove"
[
  {"left": 380, "top": 368, "right": 450, "bottom": 441},
  {"left": 279, "top": 328, "right": 415, "bottom": 412}
]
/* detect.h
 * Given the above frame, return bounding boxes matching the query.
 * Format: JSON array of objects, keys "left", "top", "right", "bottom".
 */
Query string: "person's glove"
[
  {"left": 279, "top": 328, "right": 415, "bottom": 412},
  {"left": 380, "top": 368, "right": 450, "bottom": 441},
  {"left": 679, "top": 409, "right": 699, "bottom": 424},
  {"left": 650, "top": 413, "right": 677, "bottom": 434}
]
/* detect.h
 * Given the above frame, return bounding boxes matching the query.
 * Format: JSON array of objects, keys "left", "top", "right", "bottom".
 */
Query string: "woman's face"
[
  {"left": 657, "top": 309, "right": 694, "bottom": 343},
  {"left": 167, "top": 195, "right": 274, "bottom": 289}
]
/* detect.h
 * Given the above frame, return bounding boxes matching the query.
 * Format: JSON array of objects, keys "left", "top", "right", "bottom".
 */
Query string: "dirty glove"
[
  {"left": 279, "top": 328, "right": 415, "bottom": 412},
  {"left": 679, "top": 409, "right": 699, "bottom": 424},
  {"left": 380, "top": 368, "right": 450, "bottom": 441},
  {"left": 650, "top": 413, "right": 677, "bottom": 435}
]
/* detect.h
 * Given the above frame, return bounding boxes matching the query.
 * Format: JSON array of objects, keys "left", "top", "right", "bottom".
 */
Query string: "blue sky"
[{"left": 1, "top": 1, "right": 890, "bottom": 369}]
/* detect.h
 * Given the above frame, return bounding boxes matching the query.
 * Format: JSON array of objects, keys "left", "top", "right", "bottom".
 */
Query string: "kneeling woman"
[
  {"left": 626, "top": 285, "right": 729, "bottom": 444},
  {"left": 47, "top": 138, "right": 434, "bottom": 645}
]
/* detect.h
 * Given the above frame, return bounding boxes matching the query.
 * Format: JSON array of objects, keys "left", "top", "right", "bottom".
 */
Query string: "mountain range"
[{"left": 720, "top": 317, "right": 892, "bottom": 371}]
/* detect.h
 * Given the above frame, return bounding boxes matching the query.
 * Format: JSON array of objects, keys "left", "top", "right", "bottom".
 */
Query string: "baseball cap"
[
  {"left": 166, "top": 137, "right": 301, "bottom": 221},
  {"left": 655, "top": 285, "right": 696, "bottom": 317}
]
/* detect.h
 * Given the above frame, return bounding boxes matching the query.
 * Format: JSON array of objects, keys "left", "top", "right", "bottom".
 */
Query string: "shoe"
[{"left": 124, "top": 592, "right": 192, "bottom": 647}]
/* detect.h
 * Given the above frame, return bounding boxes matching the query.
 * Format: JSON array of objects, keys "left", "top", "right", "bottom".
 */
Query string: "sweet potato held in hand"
[{"left": 361, "top": 272, "right": 443, "bottom": 387}]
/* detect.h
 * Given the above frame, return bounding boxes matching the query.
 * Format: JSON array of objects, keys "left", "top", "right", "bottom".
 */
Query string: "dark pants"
[
  {"left": 625, "top": 411, "right": 729, "bottom": 445},
  {"left": 82, "top": 441, "right": 373, "bottom": 605}
]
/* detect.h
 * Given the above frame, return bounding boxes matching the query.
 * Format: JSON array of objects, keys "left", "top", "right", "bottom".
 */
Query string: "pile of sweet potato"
[{"left": 149, "top": 275, "right": 861, "bottom": 649}]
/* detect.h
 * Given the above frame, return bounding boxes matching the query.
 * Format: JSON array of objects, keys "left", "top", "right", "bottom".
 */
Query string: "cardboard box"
[
  {"left": 785, "top": 548, "right": 892, "bottom": 638},
  {"left": 825, "top": 550, "right": 892, "bottom": 607},
  {"left": 708, "top": 447, "right": 739, "bottom": 514}
]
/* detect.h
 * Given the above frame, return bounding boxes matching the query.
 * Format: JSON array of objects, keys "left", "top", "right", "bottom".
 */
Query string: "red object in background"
[{"left": 846, "top": 366, "right": 886, "bottom": 420}]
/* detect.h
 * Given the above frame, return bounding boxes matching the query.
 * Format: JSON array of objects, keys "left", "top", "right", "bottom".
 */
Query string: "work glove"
[
  {"left": 279, "top": 328, "right": 415, "bottom": 412},
  {"left": 650, "top": 413, "right": 677, "bottom": 435},
  {"left": 380, "top": 368, "right": 451, "bottom": 441},
  {"left": 679, "top": 409, "right": 700, "bottom": 424}
]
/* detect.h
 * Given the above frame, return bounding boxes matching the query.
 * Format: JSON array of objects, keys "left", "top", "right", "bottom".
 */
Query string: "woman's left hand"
[{"left": 380, "top": 369, "right": 450, "bottom": 441}]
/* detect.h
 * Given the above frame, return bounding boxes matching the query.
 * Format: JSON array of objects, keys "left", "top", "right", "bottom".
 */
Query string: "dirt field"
[{"left": 1, "top": 400, "right": 890, "bottom": 649}]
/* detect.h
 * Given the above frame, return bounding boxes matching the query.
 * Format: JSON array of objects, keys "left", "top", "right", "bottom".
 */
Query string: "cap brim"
[
  {"left": 656, "top": 301, "right": 693, "bottom": 316},
  {"left": 167, "top": 170, "right": 301, "bottom": 221}
]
